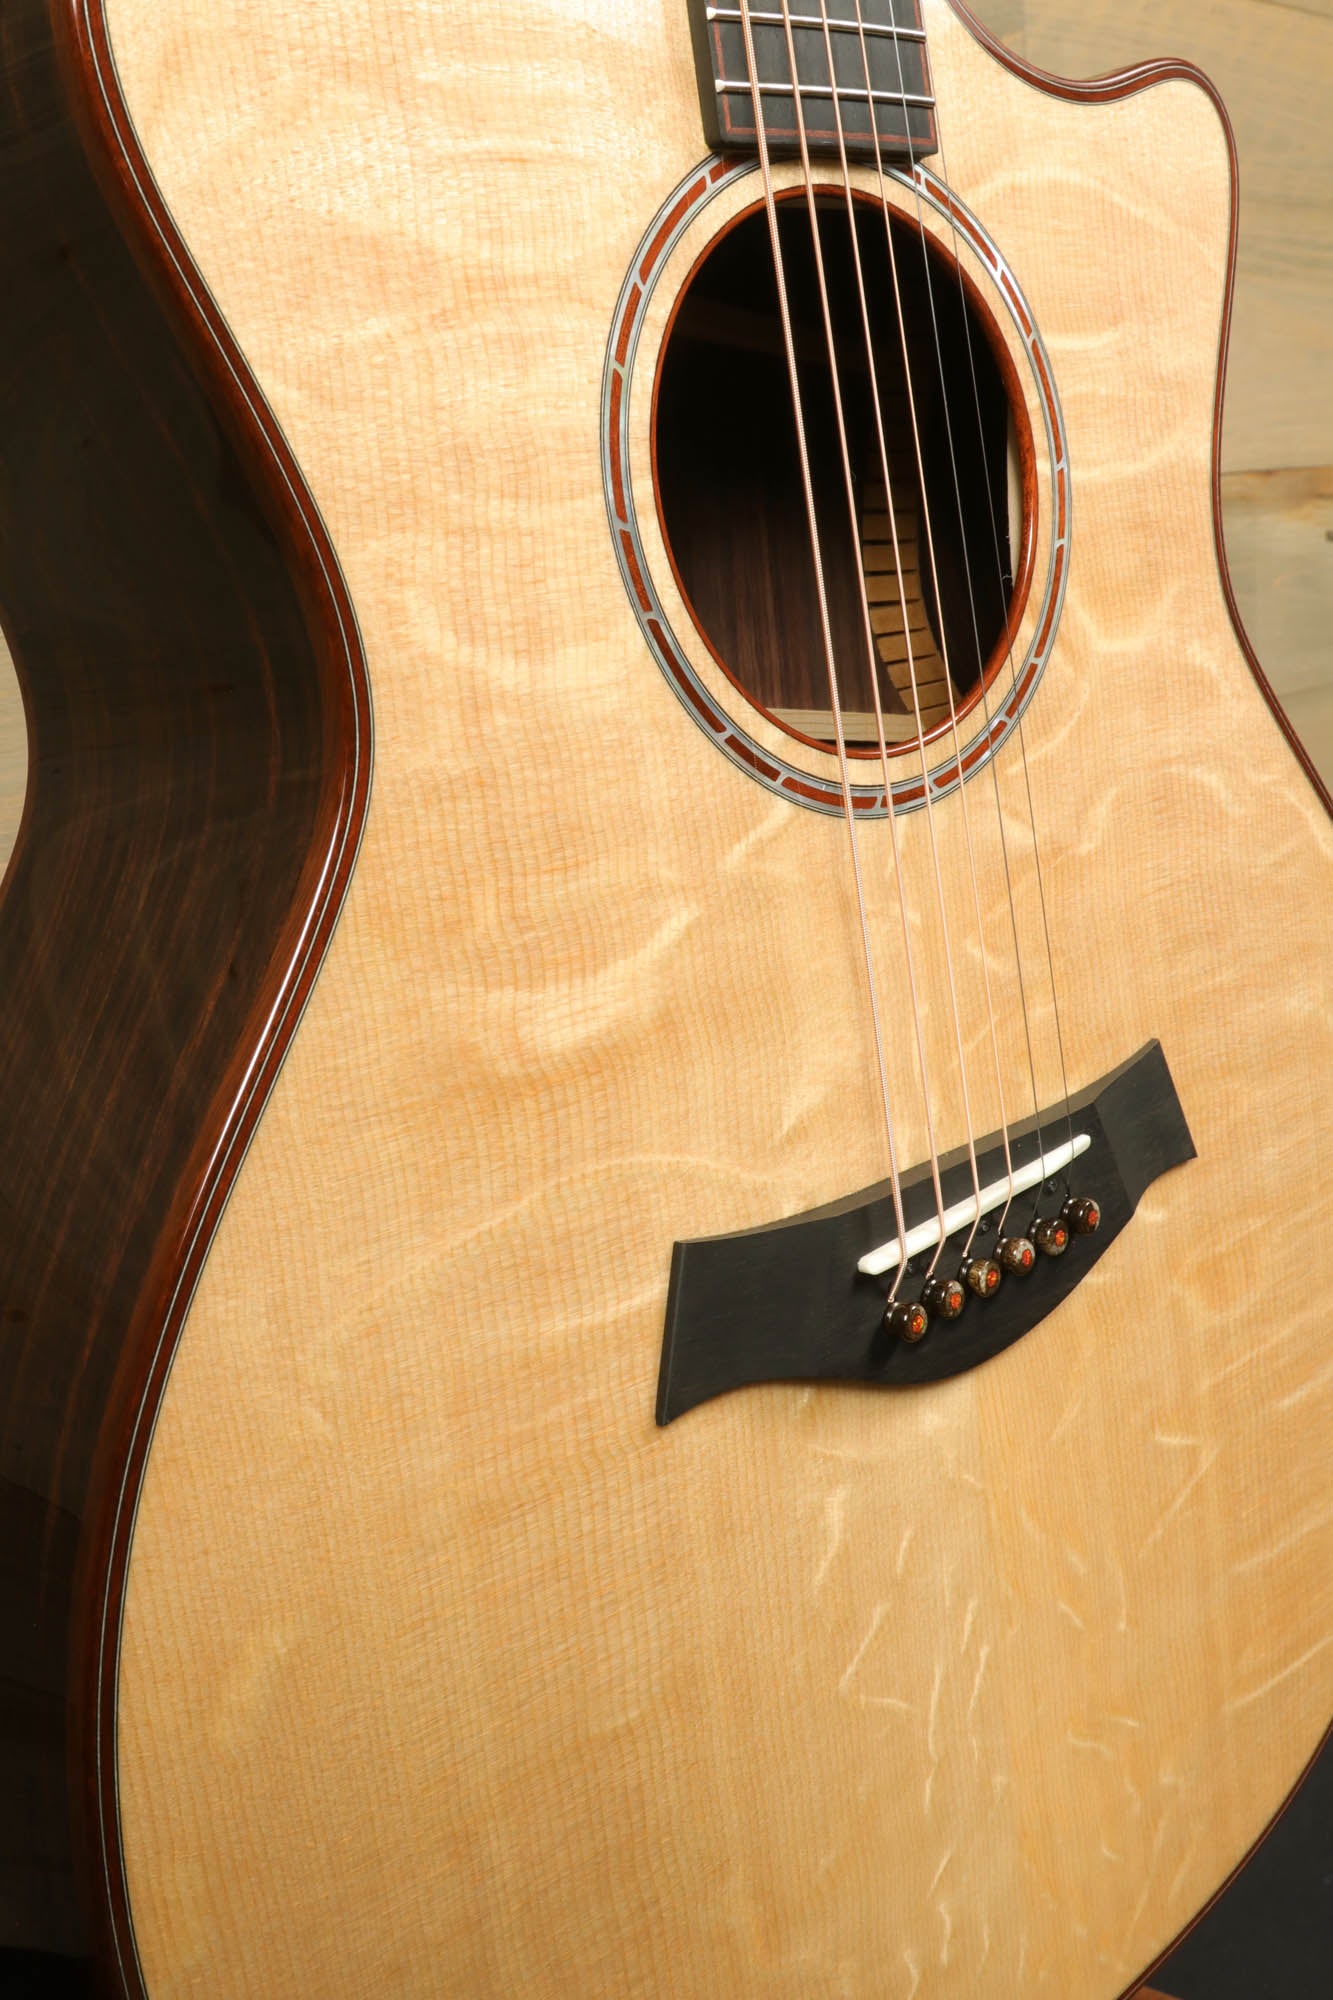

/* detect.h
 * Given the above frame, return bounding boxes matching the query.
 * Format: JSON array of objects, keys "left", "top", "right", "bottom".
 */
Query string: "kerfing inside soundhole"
[{"left": 653, "top": 191, "right": 1032, "bottom": 758}]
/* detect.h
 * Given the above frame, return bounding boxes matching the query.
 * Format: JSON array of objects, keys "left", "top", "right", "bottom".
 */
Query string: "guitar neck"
[{"left": 686, "top": 0, "right": 939, "bottom": 159}]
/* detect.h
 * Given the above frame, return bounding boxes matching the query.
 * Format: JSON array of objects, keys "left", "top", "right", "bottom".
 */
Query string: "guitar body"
[{"left": 0, "top": 2, "right": 1328, "bottom": 1995}]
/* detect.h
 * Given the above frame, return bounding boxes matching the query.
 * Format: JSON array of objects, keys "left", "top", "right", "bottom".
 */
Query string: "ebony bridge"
[{"left": 656, "top": 1042, "right": 1195, "bottom": 1423}]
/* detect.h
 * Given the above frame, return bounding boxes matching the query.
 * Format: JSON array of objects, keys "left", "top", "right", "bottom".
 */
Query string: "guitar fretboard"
[{"left": 687, "top": 0, "right": 938, "bottom": 161}]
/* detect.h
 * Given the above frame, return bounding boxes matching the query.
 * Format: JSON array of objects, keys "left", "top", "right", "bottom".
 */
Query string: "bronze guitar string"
[
  {"left": 869, "top": 0, "right": 1046, "bottom": 1226},
  {"left": 781, "top": 0, "right": 1013, "bottom": 1277},
  {"left": 926, "top": 107, "right": 1079, "bottom": 1208},
  {"left": 868, "top": 0, "right": 1077, "bottom": 1219},
  {"left": 844, "top": 0, "right": 1072, "bottom": 1248},
  {"left": 700, "top": 7, "right": 1102, "bottom": 1333},
  {"left": 763, "top": 0, "right": 975, "bottom": 1292},
  {"left": 735, "top": 0, "right": 913, "bottom": 1281},
  {"left": 843, "top": 0, "right": 1024, "bottom": 1263},
  {"left": 804, "top": 0, "right": 954, "bottom": 1274}
]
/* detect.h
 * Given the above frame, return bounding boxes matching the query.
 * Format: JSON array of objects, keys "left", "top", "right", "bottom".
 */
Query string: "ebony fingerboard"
[{"left": 687, "top": 0, "right": 938, "bottom": 160}]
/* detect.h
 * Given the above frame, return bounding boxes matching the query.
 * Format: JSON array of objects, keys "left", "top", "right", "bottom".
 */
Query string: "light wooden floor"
[{"left": 1, "top": 0, "right": 1329, "bottom": 857}]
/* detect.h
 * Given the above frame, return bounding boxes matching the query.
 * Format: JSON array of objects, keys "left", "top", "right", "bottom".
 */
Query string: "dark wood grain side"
[{"left": 0, "top": 3, "right": 371, "bottom": 1992}]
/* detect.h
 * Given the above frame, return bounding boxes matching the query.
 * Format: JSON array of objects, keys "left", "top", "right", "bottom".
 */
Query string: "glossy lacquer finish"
[
  {"left": 2, "top": 0, "right": 1331, "bottom": 1995},
  {"left": 0, "top": 0, "right": 369, "bottom": 1986}
]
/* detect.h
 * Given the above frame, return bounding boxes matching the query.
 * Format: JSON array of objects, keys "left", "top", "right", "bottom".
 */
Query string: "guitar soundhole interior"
[{"left": 654, "top": 195, "right": 1025, "bottom": 755}]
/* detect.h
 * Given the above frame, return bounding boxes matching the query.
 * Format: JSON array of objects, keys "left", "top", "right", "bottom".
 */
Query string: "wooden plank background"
[{"left": 1, "top": 0, "right": 1329, "bottom": 855}]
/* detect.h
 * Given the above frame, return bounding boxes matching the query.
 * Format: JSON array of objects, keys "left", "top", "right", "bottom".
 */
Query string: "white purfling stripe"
[{"left": 857, "top": 1134, "right": 1092, "bottom": 1276}]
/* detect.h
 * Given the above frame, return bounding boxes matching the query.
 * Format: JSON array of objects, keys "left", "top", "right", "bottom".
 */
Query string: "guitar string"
[
  {"left": 845, "top": 0, "right": 1016, "bottom": 1259},
  {"left": 798, "top": 0, "right": 975, "bottom": 1281},
  {"left": 925, "top": 112, "right": 1079, "bottom": 1204},
  {"left": 879, "top": 10, "right": 1076, "bottom": 1215},
  {"left": 872, "top": 0, "right": 1048, "bottom": 1237},
  {"left": 736, "top": 0, "right": 913, "bottom": 1280}
]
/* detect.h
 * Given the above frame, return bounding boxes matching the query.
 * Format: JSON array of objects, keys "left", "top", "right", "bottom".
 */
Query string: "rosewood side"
[{"left": 0, "top": 0, "right": 369, "bottom": 1986}]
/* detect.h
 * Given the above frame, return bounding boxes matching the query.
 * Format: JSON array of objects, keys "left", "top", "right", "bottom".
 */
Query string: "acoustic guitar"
[{"left": 0, "top": 2, "right": 1328, "bottom": 1995}]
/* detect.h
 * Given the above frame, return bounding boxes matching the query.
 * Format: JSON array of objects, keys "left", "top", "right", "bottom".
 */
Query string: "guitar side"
[
  {"left": 1, "top": 1, "right": 1328, "bottom": 1995},
  {"left": 0, "top": 0, "right": 370, "bottom": 1984}
]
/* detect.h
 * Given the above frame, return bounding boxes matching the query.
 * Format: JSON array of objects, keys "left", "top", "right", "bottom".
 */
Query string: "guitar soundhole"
[{"left": 654, "top": 194, "right": 1026, "bottom": 755}]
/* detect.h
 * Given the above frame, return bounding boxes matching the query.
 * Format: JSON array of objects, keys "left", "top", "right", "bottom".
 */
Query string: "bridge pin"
[
  {"left": 1033, "top": 1216, "right": 1071, "bottom": 1257},
  {"left": 884, "top": 1299, "right": 930, "bottom": 1343},
  {"left": 1061, "top": 1195, "right": 1102, "bottom": 1236},
  {"left": 922, "top": 1274, "right": 966, "bottom": 1320},
  {"left": 961, "top": 1256, "right": 1002, "bottom": 1299},
  {"left": 996, "top": 1235, "right": 1037, "bottom": 1275}
]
